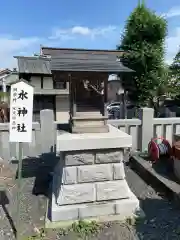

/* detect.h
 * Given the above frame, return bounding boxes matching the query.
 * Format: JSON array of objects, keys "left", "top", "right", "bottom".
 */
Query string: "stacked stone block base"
[
  {"left": 174, "top": 158, "right": 180, "bottom": 182},
  {"left": 51, "top": 149, "right": 141, "bottom": 223}
]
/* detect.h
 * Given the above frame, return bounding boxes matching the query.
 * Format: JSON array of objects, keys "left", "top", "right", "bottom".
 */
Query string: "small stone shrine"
[
  {"left": 48, "top": 48, "right": 142, "bottom": 225},
  {"left": 49, "top": 50, "right": 133, "bottom": 133}
]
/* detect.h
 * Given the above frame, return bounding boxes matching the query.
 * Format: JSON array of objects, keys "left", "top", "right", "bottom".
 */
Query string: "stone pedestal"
[
  {"left": 172, "top": 135, "right": 180, "bottom": 182},
  {"left": 50, "top": 125, "right": 141, "bottom": 224},
  {"left": 174, "top": 159, "right": 180, "bottom": 182}
]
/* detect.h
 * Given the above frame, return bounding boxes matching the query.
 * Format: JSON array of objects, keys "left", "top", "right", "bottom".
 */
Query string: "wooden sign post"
[{"left": 9, "top": 79, "right": 34, "bottom": 240}]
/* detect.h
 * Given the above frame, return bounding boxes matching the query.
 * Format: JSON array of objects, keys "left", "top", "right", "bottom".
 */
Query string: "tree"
[
  {"left": 118, "top": 1, "right": 167, "bottom": 106},
  {"left": 148, "top": 64, "right": 171, "bottom": 115},
  {"left": 170, "top": 49, "right": 180, "bottom": 78},
  {"left": 169, "top": 48, "right": 180, "bottom": 99}
]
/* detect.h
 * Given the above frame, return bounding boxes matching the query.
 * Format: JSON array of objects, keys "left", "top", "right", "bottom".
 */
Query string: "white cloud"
[
  {"left": 0, "top": 36, "right": 39, "bottom": 51},
  {"left": 164, "top": 7, "right": 180, "bottom": 18},
  {"left": 0, "top": 25, "right": 117, "bottom": 69},
  {"left": 0, "top": 21, "right": 179, "bottom": 69},
  {"left": 49, "top": 24, "right": 180, "bottom": 65},
  {"left": 160, "top": 6, "right": 180, "bottom": 63},
  {"left": 0, "top": 35, "right": 41, "bottom": 68},
  {"left": 165, "top": 27, "right": 180, "bottom": 64},
  {"left": 72, "top": 26, "right": 92, "bottom": 35},
  {"left": 50, "top": 25, "right": 117, "bottom": 40}
]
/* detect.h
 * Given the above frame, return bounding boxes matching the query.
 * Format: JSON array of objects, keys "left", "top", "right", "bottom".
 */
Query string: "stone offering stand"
[
  {"left": 172, "top": 134, "right": 180, "bottom": 182},
  {"left": 49, "top": 125, "right": 142, "bottom": 225}
]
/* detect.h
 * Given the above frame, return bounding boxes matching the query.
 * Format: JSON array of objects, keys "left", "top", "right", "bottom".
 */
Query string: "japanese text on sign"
[{"left": 9, "top": 80, "right": 34, "bottom": 143}]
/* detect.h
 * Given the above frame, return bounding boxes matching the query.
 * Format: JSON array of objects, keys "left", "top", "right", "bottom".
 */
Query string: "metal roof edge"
[
  {"left": 9, "top": 78, "right": 35, "bottom": 87},
  {"left": 14, "top": 55, "right": 51, "bottom": 61},
  {"left": 2, "top": 72, "right": 18, "bottom": 79}
]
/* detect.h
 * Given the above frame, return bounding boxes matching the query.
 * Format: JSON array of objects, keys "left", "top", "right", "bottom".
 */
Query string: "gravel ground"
[
  {"left": 1, "top": 160, "right": 180, "bottom": 240},
  {"left": 125, "top": 164, "right": 180, "bottom": 240}
]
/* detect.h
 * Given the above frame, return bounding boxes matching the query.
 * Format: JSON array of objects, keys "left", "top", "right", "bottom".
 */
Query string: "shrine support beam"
[
  {"left": 72, "top": 78, "right": 76, "bottom": 117},
  {"left": 103, "top": 77, "right": 108, "bottom": 117},
  {"left": 69, "top": 74, "right": 77, "bottom": 119},
  {"left": 68, "top": 74, "right": 73, "bottom": 120}
]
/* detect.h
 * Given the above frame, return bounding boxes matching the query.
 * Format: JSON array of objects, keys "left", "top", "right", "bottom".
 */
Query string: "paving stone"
[{"left": 77, "top": 164, "right": 113, "bottom": 183}]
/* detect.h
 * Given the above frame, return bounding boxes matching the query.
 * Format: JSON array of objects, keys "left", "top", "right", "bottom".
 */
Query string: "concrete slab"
[
  {"left": 47, "top": 191, "right": 144, "bottom": 228},
  {"left": 56, "top": 124, "right": 132, "bottom": 152}
]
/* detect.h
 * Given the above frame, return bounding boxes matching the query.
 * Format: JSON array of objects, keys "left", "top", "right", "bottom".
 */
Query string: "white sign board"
[{"left": 9, "top": 80, "right": 34, "bottom": 143}]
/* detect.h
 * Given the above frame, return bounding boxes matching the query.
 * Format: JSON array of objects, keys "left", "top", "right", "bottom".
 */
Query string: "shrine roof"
[
  {"left": 41, "top": 47, "right": 133, "bottom": 73},
  {"left": 14, "top": 56, "right": 51, "bottom": 75},
  {"left": 50, "top": 52, "right": 133, "bottom": 73},
  {"left": 41, "top": 47, "right": 125, "bottom": 57},
  {"left": 14, "top": 49, "right": 134, "bottom": 74}
]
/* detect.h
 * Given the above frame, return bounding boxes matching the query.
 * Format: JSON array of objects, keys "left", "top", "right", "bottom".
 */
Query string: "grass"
[
  {"left": 22, "top": 217, "right": 142, "bottom": 240},
  {"left": 22, "top": 220, "right": 101, "bottom": 240},
  {"left": 57, "top": 220, "right": 101, "bottom": 239},
  {"left": 21, "top": 228, "right": 46, "bottom": 240}
]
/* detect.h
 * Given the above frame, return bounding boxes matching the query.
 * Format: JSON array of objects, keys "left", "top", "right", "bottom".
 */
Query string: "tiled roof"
[
  {"left": 14, "top": 49, "right": 134, "bottom": 74},
  {"left": 14, "top": 56, "right": 51, "bottom": 74},
  {"left": 50, "top": 52, "right": 133, "bottom": 73},
  {"left": 41, "top": 47, "right": 125, "bottom": 57}
]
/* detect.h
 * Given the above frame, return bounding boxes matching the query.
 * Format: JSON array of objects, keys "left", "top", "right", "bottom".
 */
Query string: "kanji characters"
[
  {"left": 18, "top": 90, "right": 28, "bottom": 100},
  {"left": 17, "top": 107, "right": 28, "bottom": 117},
  {"left": 17, "top": 123, "right": 27, "bottom": 132},
  {"left": 12, "top": 87, "right": 17, "bottom": 103}
]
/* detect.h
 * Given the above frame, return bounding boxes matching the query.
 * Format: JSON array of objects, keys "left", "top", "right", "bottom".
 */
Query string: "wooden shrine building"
[{"left": 15, "top": 48, "right": 133, "bottom": 133}]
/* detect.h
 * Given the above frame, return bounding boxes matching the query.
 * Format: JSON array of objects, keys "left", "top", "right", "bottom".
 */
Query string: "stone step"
[
  {"left": 76, "top": 112, "right": 102, "bottom": 117},
  {"left": 77, "top": 105, "right": 100, "bottom": 110},
  {"left": 72, "top": 125, "right": 109, "bottom": 133},
  {"left": 74, "top": 120, "right": 105, "bottom": 127},
  {"left": 73, "top": 115, "right": 107, "bottom": 120},
  {"left": 77, "top": 108, "right": 101, "bottom": 112},
  {"left": 72, "top": 115, "right": 107, "bottom": 127}
]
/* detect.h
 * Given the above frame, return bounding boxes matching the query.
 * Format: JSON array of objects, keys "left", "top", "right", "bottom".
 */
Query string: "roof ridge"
[{"left": 41, "top": 46, "right": 124, "bottom": 53}]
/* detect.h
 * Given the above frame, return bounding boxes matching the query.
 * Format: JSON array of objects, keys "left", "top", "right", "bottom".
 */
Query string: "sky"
[{"left": 1, "top": 0, "right": 180, "bottom": 68}]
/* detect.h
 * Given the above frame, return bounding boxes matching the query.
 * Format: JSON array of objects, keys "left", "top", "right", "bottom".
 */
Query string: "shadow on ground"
[
  {"left": 0, "top": 190, "right": 17, "bottom": 237},
  {"left": 0, "top": 151, "right": 58, "bottom": 239},
  {"left": 135, "top": 197, "right": 180, "bottom": 240},
  {"left": 125, "top": 162, "right": 180, "bottom": 240},
  {"left": 12, "top": 152, "right": 59, "bottom": 197},
  {"left": 151, "top": 156, "right": 179, "bottom": 183}
]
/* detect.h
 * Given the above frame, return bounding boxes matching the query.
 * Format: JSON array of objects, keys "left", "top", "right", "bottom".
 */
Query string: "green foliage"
[
  {"left": 21, "top": 228, "right": 46, "bottom": 240},
  {"left": 169, "top": 48, "right": 180, "bottom": 99},
  {"left": 56, "top": 220, "right": 101, "bottom": 239},
  {"left": 0, "top": 92, "right": 9, "bottom": 97},
  {"left": 22, "top": 221, "right": 100, "bottom": 240},
  {"left": 118, "top": 2, "right": 167, "bottom": 105},
  {"left": 71, "top": 220, "right": 100, "bottom": 238},
  {"left": 170, "top": 49, "right": 180, "bottom": 78},
  {"left": 0, "top": 92, "right": 10, "bottom": 104}
]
